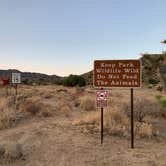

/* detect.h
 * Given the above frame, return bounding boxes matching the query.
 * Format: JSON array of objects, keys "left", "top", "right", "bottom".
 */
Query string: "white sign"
[
  {"left": 96, "top": 90, "right": 109, "bottom": 108},
  {"left": 12, "top": 73, "right": 21, "bottom": 84}
]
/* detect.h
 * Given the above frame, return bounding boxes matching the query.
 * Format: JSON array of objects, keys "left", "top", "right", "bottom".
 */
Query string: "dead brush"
[
  {"left": 123, "top": 97, "right": 166, "bottom": 120},
  {"left": 73, "top": 109, "right": 130, "bottom": 136},
  {"left": 80, "top": 95, "right": 95, "bottom": 111},
  {"left": 135, "top": 122, "right": 153, "bottom": 138},
  {"left": 22, "top": 100, "right": 52, "bottom": 117},
  {"left": 73, "top": 108, "right": 154, "bottom": 138}
]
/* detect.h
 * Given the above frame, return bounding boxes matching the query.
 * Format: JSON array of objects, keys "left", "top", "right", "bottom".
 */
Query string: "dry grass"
[
  {"left": 59, "top": 104, "right": 72, "bottom": 117},
  {"left": 0, "top": 109, "right": 16, "bottom": 130},
  {"left": 0, "top": 97, "right": 17, "bottom": 130},
  {"left": 73, "top": 108, "right": 154, "bottom": 139},
  {"left": 135, "top": 122, "right": 153, "bottom": 138},
  {"left": 73, "top": 109, "right": 130, "bottom": 136},
  {"left": 80, "top": 95, "right": 95, "bottom": 111}
]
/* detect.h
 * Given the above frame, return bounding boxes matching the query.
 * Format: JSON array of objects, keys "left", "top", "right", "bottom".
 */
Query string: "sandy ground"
[{"left": 0, "top": 86, "right": 166, "bottom": 166}]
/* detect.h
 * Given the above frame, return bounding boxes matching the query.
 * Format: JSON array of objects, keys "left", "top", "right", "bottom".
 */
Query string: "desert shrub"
[
  {"left": 43, "top": 92, "right": 54, "bottom": 99},
  {"left": 156, "top": 84, "right": 163, "bottom": 92},
  {"left": 155, "top": 94, "right": 162, "bottom": 100},
  {"left": 22, "top": 100, "right": 52, "bottom": 117},
  {"left": 80, "top": 96, "right": 95, "bottom": 111},
  {"left": 123, "top": 98, "right": 156, "bottom": 122},
  {"left": 62, "top": 75, "right": 86, "bottom": 87},
  {"left": 148, "top": 78, "right": 160, "bottom": 85},
  {"left": 156, "top": 95, "right": 166, "bottom": 107},
  {"left": 0, "top": 141, "right": 23, "bottom": 162},
  {"left": 23, "top": 100, "right": 41, "bottom": 115},
  {"left": 78, "top": 76, "right": 86, "bottom": 87},
  {"left": 155, "top": 95, "right": 166, "bottom": 117}
]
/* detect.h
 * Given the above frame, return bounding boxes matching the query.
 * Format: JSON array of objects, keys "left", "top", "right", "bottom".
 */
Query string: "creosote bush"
[{"left": 123, "top": 98, "right": 157, "bottom": 122}]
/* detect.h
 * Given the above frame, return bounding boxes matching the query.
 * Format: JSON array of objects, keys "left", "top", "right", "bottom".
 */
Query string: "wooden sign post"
[{"left": 94, "top": 60, "right": 141, "bottom": 148}]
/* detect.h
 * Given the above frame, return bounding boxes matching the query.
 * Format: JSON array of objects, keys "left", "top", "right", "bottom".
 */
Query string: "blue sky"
[{"left": 0, "top": 0, "right": 166, "bottom": 76}]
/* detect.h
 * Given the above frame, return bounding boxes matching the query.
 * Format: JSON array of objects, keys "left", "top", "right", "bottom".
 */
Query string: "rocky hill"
[
  {"left": 0, "top": 69, "right": 62, "bottom": 85},
  {"left": 141, "top": 52, "right": 166, "bottom": 90}
]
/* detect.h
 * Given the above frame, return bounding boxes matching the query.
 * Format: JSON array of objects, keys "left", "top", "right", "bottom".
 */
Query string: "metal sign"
[
  {"left": 94, "top": 60, "right": 141, "bottom": 88},
  {"left": 96, "top": 90, "right": 108, "bottom": 108},
  {"left": 12, "top": 73, "right": 21, "bottom": 84},
  {"left": 0, "top": 79, "right": 10, "bottom": 86}
]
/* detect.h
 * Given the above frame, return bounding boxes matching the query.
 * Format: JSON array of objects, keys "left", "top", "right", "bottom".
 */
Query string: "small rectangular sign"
[
  {"left": 0, "top": 79, "right": 10, "bottom": 86},
  {"left": 94, "top": 60, "right": 141, "bottom": 88},
  {"left": 96, "top": 90, "right": 108, "bottom": 108},
  {"left": 12, "top": 73, "right": 21, "bottom": 84}
]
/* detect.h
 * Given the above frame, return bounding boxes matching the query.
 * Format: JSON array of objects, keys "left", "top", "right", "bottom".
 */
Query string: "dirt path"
[{"left": 0, "top": 113, "right": 166, "bottom": 166}]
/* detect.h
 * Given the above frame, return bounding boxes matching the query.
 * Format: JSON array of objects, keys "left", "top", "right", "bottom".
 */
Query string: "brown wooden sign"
[{"left": 94, "top": 60, "right": 141, "bottom": 88}]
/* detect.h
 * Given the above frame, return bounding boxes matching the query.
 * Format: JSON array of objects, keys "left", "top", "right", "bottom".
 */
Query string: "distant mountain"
[
  {"left": 0, "top": 69, "right": 63, "bottom": 85},
  {"left": 1, "top": 53, "right": 166, "bottom": 89}
]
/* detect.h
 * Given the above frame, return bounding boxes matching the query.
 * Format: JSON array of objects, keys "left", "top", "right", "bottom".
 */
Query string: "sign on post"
[
  {"left": 93, "top": 59, "right": 141, "bottom": 148},
  {"left": 94, "top": 60, "right": 141, "bottom": 88},
  {"left": 12, "top": 73, "right": 21, "bottom": 84},
  {"left": 12, "top": 73, "right": 21, "bottom": 96},
  {"left": 96, "top": 90, "right": 108, "bottom": 108}
]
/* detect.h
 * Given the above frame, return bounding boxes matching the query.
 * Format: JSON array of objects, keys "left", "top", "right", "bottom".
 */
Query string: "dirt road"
[{"left": 0, "top": 112, "right": 166, "bottom": 166}]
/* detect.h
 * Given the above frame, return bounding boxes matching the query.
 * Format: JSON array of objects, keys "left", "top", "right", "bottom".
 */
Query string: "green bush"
[
  {"left": 149, "top": 78, "right": 160, "bottom": 85},
  {"left": 157, "top": 97, "right": 166, "bottom": 107},
  {"left": 62, "top": 75, "right": 86, "bottom": 87}
]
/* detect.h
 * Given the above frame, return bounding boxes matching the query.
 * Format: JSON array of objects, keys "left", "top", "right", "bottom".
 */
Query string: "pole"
[
  {"left": 15, "top": 84, "right": 18, "bottom": 96},
  {"left": 101, "top": 107, "right": 103, "bottom": 144},
  {"left": 100, "top": 87, "right": 104, "bottom": 144},
  {"left": 131, "top": 88, "right": 134, "bottom": 149},
  {"left": 6, "top": 86, "right": 8, "bottom": 97}
]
